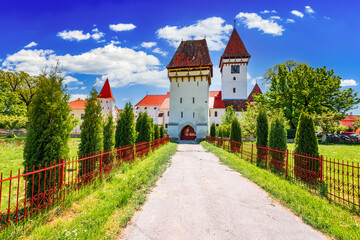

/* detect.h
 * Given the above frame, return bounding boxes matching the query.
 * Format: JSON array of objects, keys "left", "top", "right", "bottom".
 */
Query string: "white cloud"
[
  {"left": 57, "top": 30, "right": 91, "bottom": 41},
  {"left": 152, "top": 47, "right": 168, "bottom": 56},
  {"left": 291, "top": 10, "right": 304, "bottom": 18},
  {"left": 64, "top": 76, "right": 83, "bottom": 85},
  {"left": 157, "top": 17, "right": 233, "bottom": 51},
  {"left": 141, "top": 42, "right": 157, "bottom": 48},
  {"left": 305, "top": 6, "right": 315, "bottom": 14},
  {"left": 324, "top": 16, "right": 331, "bottom": 20},
  {"left": 80, "top": 86, "right": 86, "bottom": 90},
  {"left": 260, "top": 10, "right": 277, "bottom": 14},
  {"left": 236, "top": 12, "right": 284, "bottom": 36},
  {"left": 24, "top": 41, "right": 38, "bottom": 48},
  {"left": 341, "top": 79, "right": 358, "bottom": 87},
  {"left": 2, "top": 43, "right": 168, "bottom": 88},
  {"left": 270, "top": 16, "right": 281, "bottom": 20},
  {"left": 109, "top": 23, "right": 136, "bottom": 32},
  {"left": 69, "top": 94, "right": 88, "bottom": 102},
  {"left": 271, "top": 10, "right": 277, "bottom": 13},
  {"left": 91, "top": 28, "right": 105, "bottom": 41},
  {"left": 286, "top": 19, "right": 295, "bottom": 23}
]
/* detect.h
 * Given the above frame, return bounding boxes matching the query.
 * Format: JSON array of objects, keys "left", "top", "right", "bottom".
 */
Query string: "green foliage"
[
  {"left": 159, "top": 125, "right": 166, "bottom": 138},
  {"left": 230, "top": 117, "right": 242, "bottom": 142},
  {"left": 239, "top": 102, "right": 259, "bottom": 140},
  {"left": 115, "top": 102, "right": 137, "bottom": 147},
  {"left": 210, "top": 122, "right": 216, "bottom": 137},
  {"left": 221, "top": 105, "right": 236, "bottom": 125},
  {"left": 286, "top": 129, "right": 297, "bottom": 139},
  {"left": 268, "top": 114, "right": 287, "bottom": 168},
  {"left": 256, "top": 108, "right": 268, "bottom": 162},
  {"left": 0, "top": 115, "right": 27, "bottom": 132},
  {"left": 154, "top": 124, "right": 160, "bottom": 139},
  {"left": 23, "top": 67, "right": 72, "bottom": 198},
  {"left": 136, "top": 112, "right": 153, "bottom": 144},
  {"left": 294, "top": 112, "right": 319, "bottom": 178},
  {"left": 255, "top": 60, "right": 360, "bottom": 129},
  {"left": 217, "top": 126, "right": 223, "bottom": 138},
  {"left": 103, "top": 114, "right": 115, "bottom": 166},
  {"left": 352, "top": 117, "right": 360, "bottom": 131},
  {"left": 331, "top": 125, "right": 348, "bottom": 134}
]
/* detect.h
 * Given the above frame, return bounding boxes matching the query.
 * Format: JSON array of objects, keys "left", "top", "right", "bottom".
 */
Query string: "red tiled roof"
[
  {"left": 167, "top": 39, "right": 213, "bottom": 76},
  {"left": 342, "top": 115, "right": 360, "bottom": 121},
  {"left": 97, "top": 79, "right": 115, "bottom": 102},
  {"left": 220, "top": 28, "right": 250, "bottom": 67},
  {"left": 135, "top": 94, "right": 167, "bottom": 107},
  {"left": 209, "top": 91, "right": 225, "bottom": 109},
  {"left": 247, "top": 83, "right": 263, "bottom": 102},
  {"left": 69, "top": 99, "right": 86, "bottom": 110}
]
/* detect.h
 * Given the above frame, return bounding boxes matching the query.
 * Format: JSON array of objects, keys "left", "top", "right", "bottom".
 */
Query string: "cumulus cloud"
[
  {"left": 305, "top": 6, "right": 315, "bottom": 14},
  {"left": 291, "top": 10, "right": 304, "bottom": 18},
  {"left": 24, "top": 41, "right": 38, "bottom": 48},
  {"left": 109, "top": 23, "right": 136, "bottom": 31},
  {"left": 236, "top": 12, "right": 284, "bottom": 36},
  {"left": 260, "top": 10, "right": 277, "bottom": 14},
  {"left": 57, "top": 30, "right": 91, "bottom": 41},
  {"left": 69, "top": 94, "right": 88, "bottom": 101},
  {"left": 152, "top": 48, "right": 168, "bottom": 56},
  {"left": 91, "top": 28, "right": 105, "bottom": 40},
  {"left": 2, "top": 43, "right": 168, "bottom": 88},
  {"left": 270, "top": 16, "right": 281, "bottom": 20},
  {"left": 141, "top": 42, "right": 157, "bottom": 48},
  {"left": 64, "top": 76, "right": 83, "bottom": 85},
  {"left": 286, "top": 19, "right": 295, "bottom": 23},
  {"left": 341, "top": 79, "right": 358, "bottom": 87},
  {"left": 156, "top": 17, "right": 233, "bottom": 51}
]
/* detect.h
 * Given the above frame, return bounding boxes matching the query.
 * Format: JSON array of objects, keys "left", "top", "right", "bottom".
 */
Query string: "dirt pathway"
[{"left": 121, "top": 144, "right": 327, "bottom": 240}]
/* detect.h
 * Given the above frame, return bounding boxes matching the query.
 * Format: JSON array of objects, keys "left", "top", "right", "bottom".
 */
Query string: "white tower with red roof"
[
  {"left": 220, "top": 28, "right": 250, "bottom": 101},
  {"left": 166, "top": 39, "right": 213, "bottom": 141},
  {"left": 97, "top": 79, "right": 117, "bottom": 120}
]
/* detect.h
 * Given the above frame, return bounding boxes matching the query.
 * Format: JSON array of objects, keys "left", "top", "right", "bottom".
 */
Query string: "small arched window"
[{"left": 233, "top": 77, "right": 236, "bottom": 80}]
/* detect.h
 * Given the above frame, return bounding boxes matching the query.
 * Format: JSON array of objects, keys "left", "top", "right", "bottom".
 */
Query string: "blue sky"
[{"left": 1, "top": 0, "right": 360, "bottom": 113}]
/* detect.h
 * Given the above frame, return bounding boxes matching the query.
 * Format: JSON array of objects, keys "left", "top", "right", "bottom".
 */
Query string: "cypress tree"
[
  {"left": 230, "top": 117, "right": 242, "bottom": 142},
  {"left": 159, "top": 125, "right": 166, "bottom": 138},
  {"left": 256, "top": 108, "right": 268, "bottom": 162},
  {"left": 78, "top": 88, "right": 103, "bottom": 178},
  {"left": 136, "top": 112, "right": 153, "bottom": 144},
  {"left": 154, "top": 124, "right": 160, "bottom": 139},
  {"left": 294, "top": 112, "right": 319, "bottom": 179},
  {"left": 103, "top": 114, "right": 115, "bottom": 165},
  {"left": 115, "top": 102, "right": 137, "bottom": 147},
  {"left": 24, "top": 68, "right": 72, "bottom": 198},
  {"left": 268, "top": 115, "right": 287, "bottom": 170},
  {"left": 210, "top": 122, "right": 216, "bottom": 137}
]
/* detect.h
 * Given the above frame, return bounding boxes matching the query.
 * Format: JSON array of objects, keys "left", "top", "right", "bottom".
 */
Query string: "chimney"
[{"left": 78, "top": 98, "right": 81, "bottom": 101}]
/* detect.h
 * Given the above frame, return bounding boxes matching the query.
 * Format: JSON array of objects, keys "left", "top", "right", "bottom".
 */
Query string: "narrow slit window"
[
  {"left": 180, "top": 98, "right": 182, "bottom": 103},
  {"left": 181, "top": 112, "right": 183, "bottom": 118},
  {"left": 192, "top": 97, "right": 195, "bottom": 104},
  {"left": 193, "top": 112, "right": 195, "bottom": 118},
  {"left": 215, "top": 111, "right": 218, "bottom": 117},
  {"left": 233, "top": 88, "right": 236, "bottom": 93}
]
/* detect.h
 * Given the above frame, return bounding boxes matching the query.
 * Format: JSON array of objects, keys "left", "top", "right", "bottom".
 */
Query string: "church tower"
[
  {"left": 220, "top": 28, "right": 250, "bottom": 101},
  {"left": 167, "top": 39, "right": 213, "bottom": 141},
  {"left": 97, "top": 79, "right": 117, "bottom": 120}
]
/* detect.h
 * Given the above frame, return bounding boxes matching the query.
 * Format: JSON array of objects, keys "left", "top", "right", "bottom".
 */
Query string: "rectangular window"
[
  {"left": 193, "top": 112, "right": 195, "bottom": 118},
  {"left": 167, "top": 111, "right": 169, "bottom": 117},
  {"left": 233, "top": 88, "right": 236, "bottom": 93},
  {"left": 180, "top": 98, "right": 182, "bottom": 103},
  {"left": 81, "top": 114, "right": 84, "bottom": 120},
  {"left": 192, "top": 97, "right": 195, "bottom": 104},
  {"left": 165, "top": 124, "right": 168, "bottom": 128},
  {"left": 231, "top": 65, "right": 240, "bottom": 74},
  {"left": 215, "top": 111, "right": 217, "bottom": 117},
  {"left": 181, "top": 112, "right": 183, "bottom": 118},
  {"left": 209, "top": 111, "right": 211, "bottom": 117}
]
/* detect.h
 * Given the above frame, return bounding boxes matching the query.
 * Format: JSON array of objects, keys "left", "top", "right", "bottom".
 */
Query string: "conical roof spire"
[{"left": 97, "top": 79, "right": 115, "bottom": 102}]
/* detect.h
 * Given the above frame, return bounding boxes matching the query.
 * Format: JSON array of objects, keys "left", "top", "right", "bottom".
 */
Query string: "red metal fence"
[
  {"left": 0, "top": 136, "right": 169, "bottom": 232},
  {"left": 206, "top": 136, "right": 360, "bottom": 209}
]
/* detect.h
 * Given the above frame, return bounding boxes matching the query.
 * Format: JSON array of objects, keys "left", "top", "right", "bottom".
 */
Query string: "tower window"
[
  {"left": 192, "top": 97, "right": 195, "bottom": 104},
  {"left": 165, "top": 124, "right": 168, "bottom": 128},
  {"left": 231, "top": 65, "right": 240, "bottom": 74},
  {"left": 180, "top": 98, "right": 182, "bottom": 103},
  {"left": 215, "top": 111, "right": 218, "bottom": 117},
  {"left": 81, "top": 114, "right": 84, "bottom": 120},
  {"left": 193, "top": 112, "right": 195, "bottom": 118},
  {"left": 181, "top": 112, "right": 183, "bottom": 118},
  {"left": 106, "top": 101, "right": 108, "bottom": 103},
  {"left": 168, "top": 111, "right": 169, "bottom": 117},
  {"left": 233, "top": 77, "right": 236, "bottom": 80},
  {"left": 233, "top": 88, "right": 236, "bottom": 93},
  {"left": 177, "top": 83, "right": 179, "bottom": 87},
  {"left": 197, "top": 82, "right": 199, "bottom": 86}
]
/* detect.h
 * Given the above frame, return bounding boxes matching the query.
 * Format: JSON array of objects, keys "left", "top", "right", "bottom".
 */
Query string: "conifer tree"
[
  {"left": 159, "top": 125, "right": 166, "bottom": 138},
  {"left": 154, "top": 124, "right": 159, "bottom": 139},
  {"left": 294, "top": 112, "right": 319, "bottom": 178},
  {"left": 24, "top": 67, "right": 72, "bottom": 198},
  {"left": 230, "top": 117, "right": 242, "bottom": 142},
  {"left": 210, "top": 122, "right": 216, "bottom": 137},
  {"left": 115, "top": 102, "right": 137, "bottom": 147},
  {"left": 78, "top": 88, "right": 103, "bottom": 178},
  {"left": 103, "top": 114, "right": 115, "bottom": 165},
  {"left": 268, "top": 114, "right": 287, "bottom": 169},
  {"left": 136, "top": 112, "right": 153, "bottom": 144},
  {"left": 256, "top": 108, "right": 268, "bottom": 162}
]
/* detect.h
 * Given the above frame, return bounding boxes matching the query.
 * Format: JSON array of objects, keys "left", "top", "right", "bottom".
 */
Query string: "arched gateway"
[{"left": 180, "top": 125, "right": 196, "bottom": 140}]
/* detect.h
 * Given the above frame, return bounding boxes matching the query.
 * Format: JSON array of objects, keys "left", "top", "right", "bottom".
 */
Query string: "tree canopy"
[{"left": 255, "top": 60, "right": 360, "bottom": 129}]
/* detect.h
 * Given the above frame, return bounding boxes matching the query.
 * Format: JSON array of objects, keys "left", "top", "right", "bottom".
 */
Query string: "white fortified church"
[{"left": 134, "top": 27, "right": 262, "bottom": 141}]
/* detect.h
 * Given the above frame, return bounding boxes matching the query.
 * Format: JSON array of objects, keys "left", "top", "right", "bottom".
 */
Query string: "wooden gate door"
[{"left": 180, "top": 125, "right": 196, "bottom": 140}]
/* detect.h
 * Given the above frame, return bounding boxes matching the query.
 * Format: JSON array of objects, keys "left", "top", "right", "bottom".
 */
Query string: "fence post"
[
  {"left": 285, "top": 150, "right": 289, "bottom": 178},
  {"left": 320, "top": 155, "right": 323, "bottom": 183},
  {"left": 118, "top": 146, "right": 122, "bottom": 163},
  {"left": 265, "top": 146, "right": 268, "bottom": 169},
  {"left": 251, "top": 144, "right": 254, "bottom": 162},
  {"left": 133, "top": 145, "right": 135, "bottom": 160},
  {"left": 241, "top": 142, "right": 243, "bottom": 158},
  {"left": 60, "top": 159, "right": 64, "bottom": 190},
  {"left": 99, "top": 151, "right": 103, "bottom": 182}
]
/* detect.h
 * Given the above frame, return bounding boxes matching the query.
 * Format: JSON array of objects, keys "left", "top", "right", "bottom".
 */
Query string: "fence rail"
[
  {"left": 206, "top": 136, "right": 360, "bottom": 209},
  {"left": 0, "top": 136, "right": 169, "bottom": 232}
]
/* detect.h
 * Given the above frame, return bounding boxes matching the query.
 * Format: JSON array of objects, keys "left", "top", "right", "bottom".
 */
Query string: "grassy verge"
[
  {"left": 201, "top": 141, "right": 360, "bottom": 240},
  {"left": 2, "top": 142, "right": 177, "bottom": 240}
]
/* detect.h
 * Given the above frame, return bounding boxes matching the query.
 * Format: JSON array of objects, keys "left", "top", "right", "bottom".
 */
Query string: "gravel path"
[{"left": 121, "top": 143, "right": 327, "bottom": 240}]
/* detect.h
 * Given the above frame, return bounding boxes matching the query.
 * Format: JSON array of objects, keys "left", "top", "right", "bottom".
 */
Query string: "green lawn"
[{"left": 202, "top": 141, "right": 360, "bottom": 240}]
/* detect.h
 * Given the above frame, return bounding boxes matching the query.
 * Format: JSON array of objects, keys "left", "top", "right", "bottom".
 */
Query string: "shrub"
[
  {"left": 24, "top": 68, "right": 72, "bottom": 198},
  {"left": 103, "top": 114, "right": 115, "bottom": 166},
  {"left": 154, "top": 124, "right": 159, "bottom": 139},
  {"left": 294, "top": 112, "right": 319, "bottom": 182},
  {"left": 136, "top": 112, "right": 153, "bottom": 144},
  {"left": 159, "top": 125, "right": 166, "bottom": 138},
  {"left": 256, "top": 108, "right": 268, "bottom": 163},
  {"left": 286, "top": 129, "right": 297, "bottom": 139},
  {"left": 210, "top": 122, "right": 216, "bottom": 137},
  {"left": 230, "top": 117, "right": 242, "bottom": 142},
  {"left": 115, "top": 102, "right": 137, "bottom": 148},
  {"left": 268, "top": 115, "right": 287, "bottom": 170}
]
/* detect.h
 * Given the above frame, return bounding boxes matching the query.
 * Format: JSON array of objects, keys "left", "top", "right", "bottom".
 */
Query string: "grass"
[
  {"left": 3, "top": 142, "right": 177, "bottom": 240},
  {"left": 202, "top": 141, "right": 360, "bottom": 240}
]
